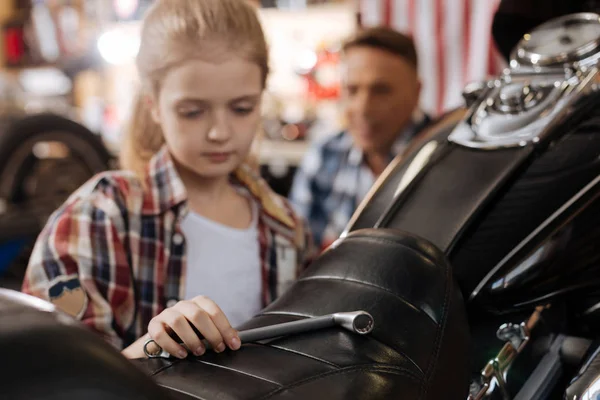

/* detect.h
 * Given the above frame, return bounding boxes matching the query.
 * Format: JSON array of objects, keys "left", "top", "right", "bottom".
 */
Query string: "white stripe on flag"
[
  {"left": 414, "top": 0, "right": 438, "bottom": 115},
  {"left": 442, "top": 0, "right": 466, "bottom": 111},
  {"left": 391, "top": 0, "right": 411, "bottom": 33},
  {"left": 360, "top": 0, "right": 384, "bottom": 27},
  {"left": 467, "top": 0, "right": 492, "bottom": 81}
]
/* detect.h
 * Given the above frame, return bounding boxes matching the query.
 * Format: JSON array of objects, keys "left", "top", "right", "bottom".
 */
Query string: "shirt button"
[
  {"left": 166, "top": 299, "right": 178, "bottom": 308},
  {"left": 173, "top": 233, "right": 184, "bottom": 245}
]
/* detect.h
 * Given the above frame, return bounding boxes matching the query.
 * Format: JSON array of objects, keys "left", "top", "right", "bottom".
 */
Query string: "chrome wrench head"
[{"left": 332, "top": 311, "right": 375, "bottom": 335}]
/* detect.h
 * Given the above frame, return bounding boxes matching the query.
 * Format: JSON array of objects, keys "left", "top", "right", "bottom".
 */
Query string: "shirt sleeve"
[
  {"left": 22, "top": 189, "right": 134, "bottom": 349},
  {"left": 297, "top": 217, "right": 317, "bottom": 274},
  {"left": 289, "top": 143, "right": 327, "bottom": 248}
]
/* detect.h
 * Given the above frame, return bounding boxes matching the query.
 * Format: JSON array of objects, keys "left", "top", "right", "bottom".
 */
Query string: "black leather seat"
[
  {"left": 0, "top": 289, "right": 168, "bottom": 400},
  {"left": 0, "top": 228, "right": 470, "bottom": 399},
  {"left": 134, "top": 228, "right": 471, "bottom": 400}
]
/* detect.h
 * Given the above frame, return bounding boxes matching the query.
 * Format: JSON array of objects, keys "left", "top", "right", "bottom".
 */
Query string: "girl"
[{"left": 22, "top": 0, "right": 313, "bottom": 360}]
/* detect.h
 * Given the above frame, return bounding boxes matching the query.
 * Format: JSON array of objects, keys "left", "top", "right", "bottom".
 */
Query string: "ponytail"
[{"left": 119, "top": 90, "right": 164, "bottom": 183}]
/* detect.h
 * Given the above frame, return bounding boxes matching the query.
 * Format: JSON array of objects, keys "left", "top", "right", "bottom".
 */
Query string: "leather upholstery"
[
  {"left": 0, "top": 289, "right": 168, "bottom": 400},
  {"left": 0, "top": 228, "right": 470, "bottom": 399},
  {"left": 134, "top": 228, "right": 471, "bottom": 400}
]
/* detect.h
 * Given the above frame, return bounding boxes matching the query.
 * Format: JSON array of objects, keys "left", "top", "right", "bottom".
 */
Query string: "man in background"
[{"left": 290, "top": 27, "right": 430, "bottom": 250}]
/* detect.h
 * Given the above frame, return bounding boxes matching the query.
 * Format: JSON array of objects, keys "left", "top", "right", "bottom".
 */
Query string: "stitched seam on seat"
[
  {"left": 193, "top": 360, "right": 284, "bottom": 387},
  {"left": 420, "top": 259, "right": 451, "bottom": 400},
  {"left": 344, "top": 235, "right": 445, "bottom": 268},
  {"left": 257, "top": 364, "right": 423, "bottom": 399},
  {"left": 338, "top": 233, "right": 454, "bottom": 400},
  {"left": 259, "top": 342, "right": 341, "bottom": 368},
  {"left": 294, "top": 275, "right": 438, "bottom": 325},
  {"left": 149, "top": 359, "right": 180, "bottom": 377},
  {"left": 257, "top": 310, "right": 424, "bottom": 375},
  {"left": 158, "top": 385, "right": 209, "bottom": 400}
]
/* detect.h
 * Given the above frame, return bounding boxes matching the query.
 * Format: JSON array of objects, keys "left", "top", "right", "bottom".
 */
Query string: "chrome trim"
[
  {"left": 576, "top": 376, "right": 600, "bottom": 400},
  {"left": 511, "top": 13, "right": 600, "bottom": 67},
  {"left": 393, "top": 141, "right": 439, "bottom": 198},
  {"left": 448, "top": 68, "right": 599, "bottom": 150},
  {"left": 468, "top": 306, "right": 547, "bottom": 400},
  {"left": 450, "top": 12, "right": 600, "bottom": 151},
  {"left": 462, "top": 80, "right": 489, "bottom": 108}
]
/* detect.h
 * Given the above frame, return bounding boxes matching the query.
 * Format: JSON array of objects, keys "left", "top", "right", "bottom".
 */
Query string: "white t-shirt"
[{"left": 181, "top": 202, "right": 261, "bottom": 328}]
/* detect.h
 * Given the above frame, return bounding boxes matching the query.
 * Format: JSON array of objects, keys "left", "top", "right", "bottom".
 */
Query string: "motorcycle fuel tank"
[{"left": 344, "top": 13, "right": 600, "bottom": 318}]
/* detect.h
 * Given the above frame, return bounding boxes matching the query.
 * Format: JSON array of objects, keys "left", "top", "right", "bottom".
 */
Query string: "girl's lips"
[{"left": 203, "top": 152, "right": 233, "bottom": 163}]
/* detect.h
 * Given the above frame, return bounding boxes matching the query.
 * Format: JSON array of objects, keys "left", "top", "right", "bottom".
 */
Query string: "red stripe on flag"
[
  {"left": 384, "top": 0, "right": 392, "bottom": 26},
  {"left": 488, "top": 37, "right": 497, "bottom": 77},
  {"left": 463, "top": 0, "right": 471, "bottom": 84}
]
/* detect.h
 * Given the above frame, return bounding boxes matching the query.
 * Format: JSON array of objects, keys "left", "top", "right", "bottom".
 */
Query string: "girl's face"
[{"left": 151, "top": 55, "right": 263, "bottom": 180}]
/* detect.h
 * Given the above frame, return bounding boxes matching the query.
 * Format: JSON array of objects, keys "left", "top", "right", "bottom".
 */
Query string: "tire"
[
  {"left": 0, "top": 113, "right": 113, "bottom": 289},
  {"left": 0, "top": 113, "right": 112, "bottom": 202}
]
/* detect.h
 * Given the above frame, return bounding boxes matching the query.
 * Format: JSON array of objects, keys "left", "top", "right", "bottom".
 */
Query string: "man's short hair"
[{"left": 342, "top": 27, "right": 418, "bottom": 70}]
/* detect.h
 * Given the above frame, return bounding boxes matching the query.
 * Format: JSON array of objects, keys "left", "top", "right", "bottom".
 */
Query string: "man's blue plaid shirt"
[{"left": 290, "top": 116, "right": 430, "bottom": 249}]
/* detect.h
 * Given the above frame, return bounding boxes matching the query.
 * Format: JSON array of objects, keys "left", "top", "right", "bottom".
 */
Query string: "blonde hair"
[{"left": 120, "top": 0, "right": 269, "bottom": 180}]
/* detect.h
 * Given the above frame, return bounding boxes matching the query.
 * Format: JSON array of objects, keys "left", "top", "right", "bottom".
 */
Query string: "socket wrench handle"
[
  {"left": 240, "top": 310, "right": 374, "bottom": 343},
  {"left": 144, "top": 310, "right": 374, "bottom": 358}
]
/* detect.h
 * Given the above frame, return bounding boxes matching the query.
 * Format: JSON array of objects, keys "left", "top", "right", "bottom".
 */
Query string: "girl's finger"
[
  {"left": 180, "top": 300, "right": 227, "bottom": 352},
  {"left": 148, "top": 312, "right": 188, "bottom": 359},
  {"left": 193, "top": 296, "right": 240, "bottom": 351},
  {"left": 166, "top": 305, "right": 206, "bottom": 356}
]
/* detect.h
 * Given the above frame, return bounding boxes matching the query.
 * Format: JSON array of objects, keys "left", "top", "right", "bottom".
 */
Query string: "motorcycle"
[{"left": 3, "top": 12, "right": 600, "bottom": 400}]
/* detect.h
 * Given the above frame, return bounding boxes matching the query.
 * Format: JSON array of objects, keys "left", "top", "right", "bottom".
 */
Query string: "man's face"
[{"left": 341, "top": 46, "right": 421, "bottom": 155}]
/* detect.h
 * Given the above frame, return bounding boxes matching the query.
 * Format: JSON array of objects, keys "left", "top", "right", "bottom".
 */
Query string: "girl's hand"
[{"left": 147, "top": 296, "right": 241, "bottom": 359}]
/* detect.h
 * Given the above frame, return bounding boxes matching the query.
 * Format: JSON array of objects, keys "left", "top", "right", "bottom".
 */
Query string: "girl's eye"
[
  {"left": 178, "top": 109, "right": 204, "bottom": 119},
  {"left": 233, "top": 107, "right": 254, "bottom": 116}
]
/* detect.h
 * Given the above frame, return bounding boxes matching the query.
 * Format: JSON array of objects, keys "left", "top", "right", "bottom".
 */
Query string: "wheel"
[
  {"left": 0, "top": 113, "right": 112, "bottom": 289},
  {"left": 0, "top": 113, "right": 112, "bottom": 203}
]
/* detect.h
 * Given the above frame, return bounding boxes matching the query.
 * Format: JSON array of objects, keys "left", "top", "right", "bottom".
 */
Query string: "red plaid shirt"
[{"left": 22, "top": 146, "right": 314, "bottom": 349}]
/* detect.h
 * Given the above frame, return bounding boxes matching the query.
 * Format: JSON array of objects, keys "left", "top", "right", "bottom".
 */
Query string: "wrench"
[{"left": 144, "top": 310, "right": 374, "bottom": 359}]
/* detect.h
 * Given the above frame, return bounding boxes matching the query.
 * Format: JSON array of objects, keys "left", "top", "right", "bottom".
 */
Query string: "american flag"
[{"left": 357, "top": 0, "right": 504, "bottom": 115}]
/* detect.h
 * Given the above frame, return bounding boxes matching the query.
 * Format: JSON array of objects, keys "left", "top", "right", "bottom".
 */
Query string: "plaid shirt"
[
  {"left": 22, "top": 146, "right": 313, "bottom": 349},
  {"left": 290, "top": 116, "right": 430, "bottom": 250}
]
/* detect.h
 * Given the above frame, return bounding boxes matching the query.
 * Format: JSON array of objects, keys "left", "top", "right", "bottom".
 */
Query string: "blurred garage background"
[{"left": 0, "top": 0, "right": 500, "bottom": 290}]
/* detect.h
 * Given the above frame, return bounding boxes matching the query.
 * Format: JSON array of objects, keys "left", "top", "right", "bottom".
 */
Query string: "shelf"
[{"left": 258, "top": 139, "right": 308, "bottom": 166}]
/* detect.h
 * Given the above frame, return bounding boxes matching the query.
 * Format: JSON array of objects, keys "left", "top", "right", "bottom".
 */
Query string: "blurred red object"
[
  {"left": 303, "top": 48, "right": 340, "bottom": 101},
  {"left": 4, "top": 25, "right": 25, "bottom": 65}
]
